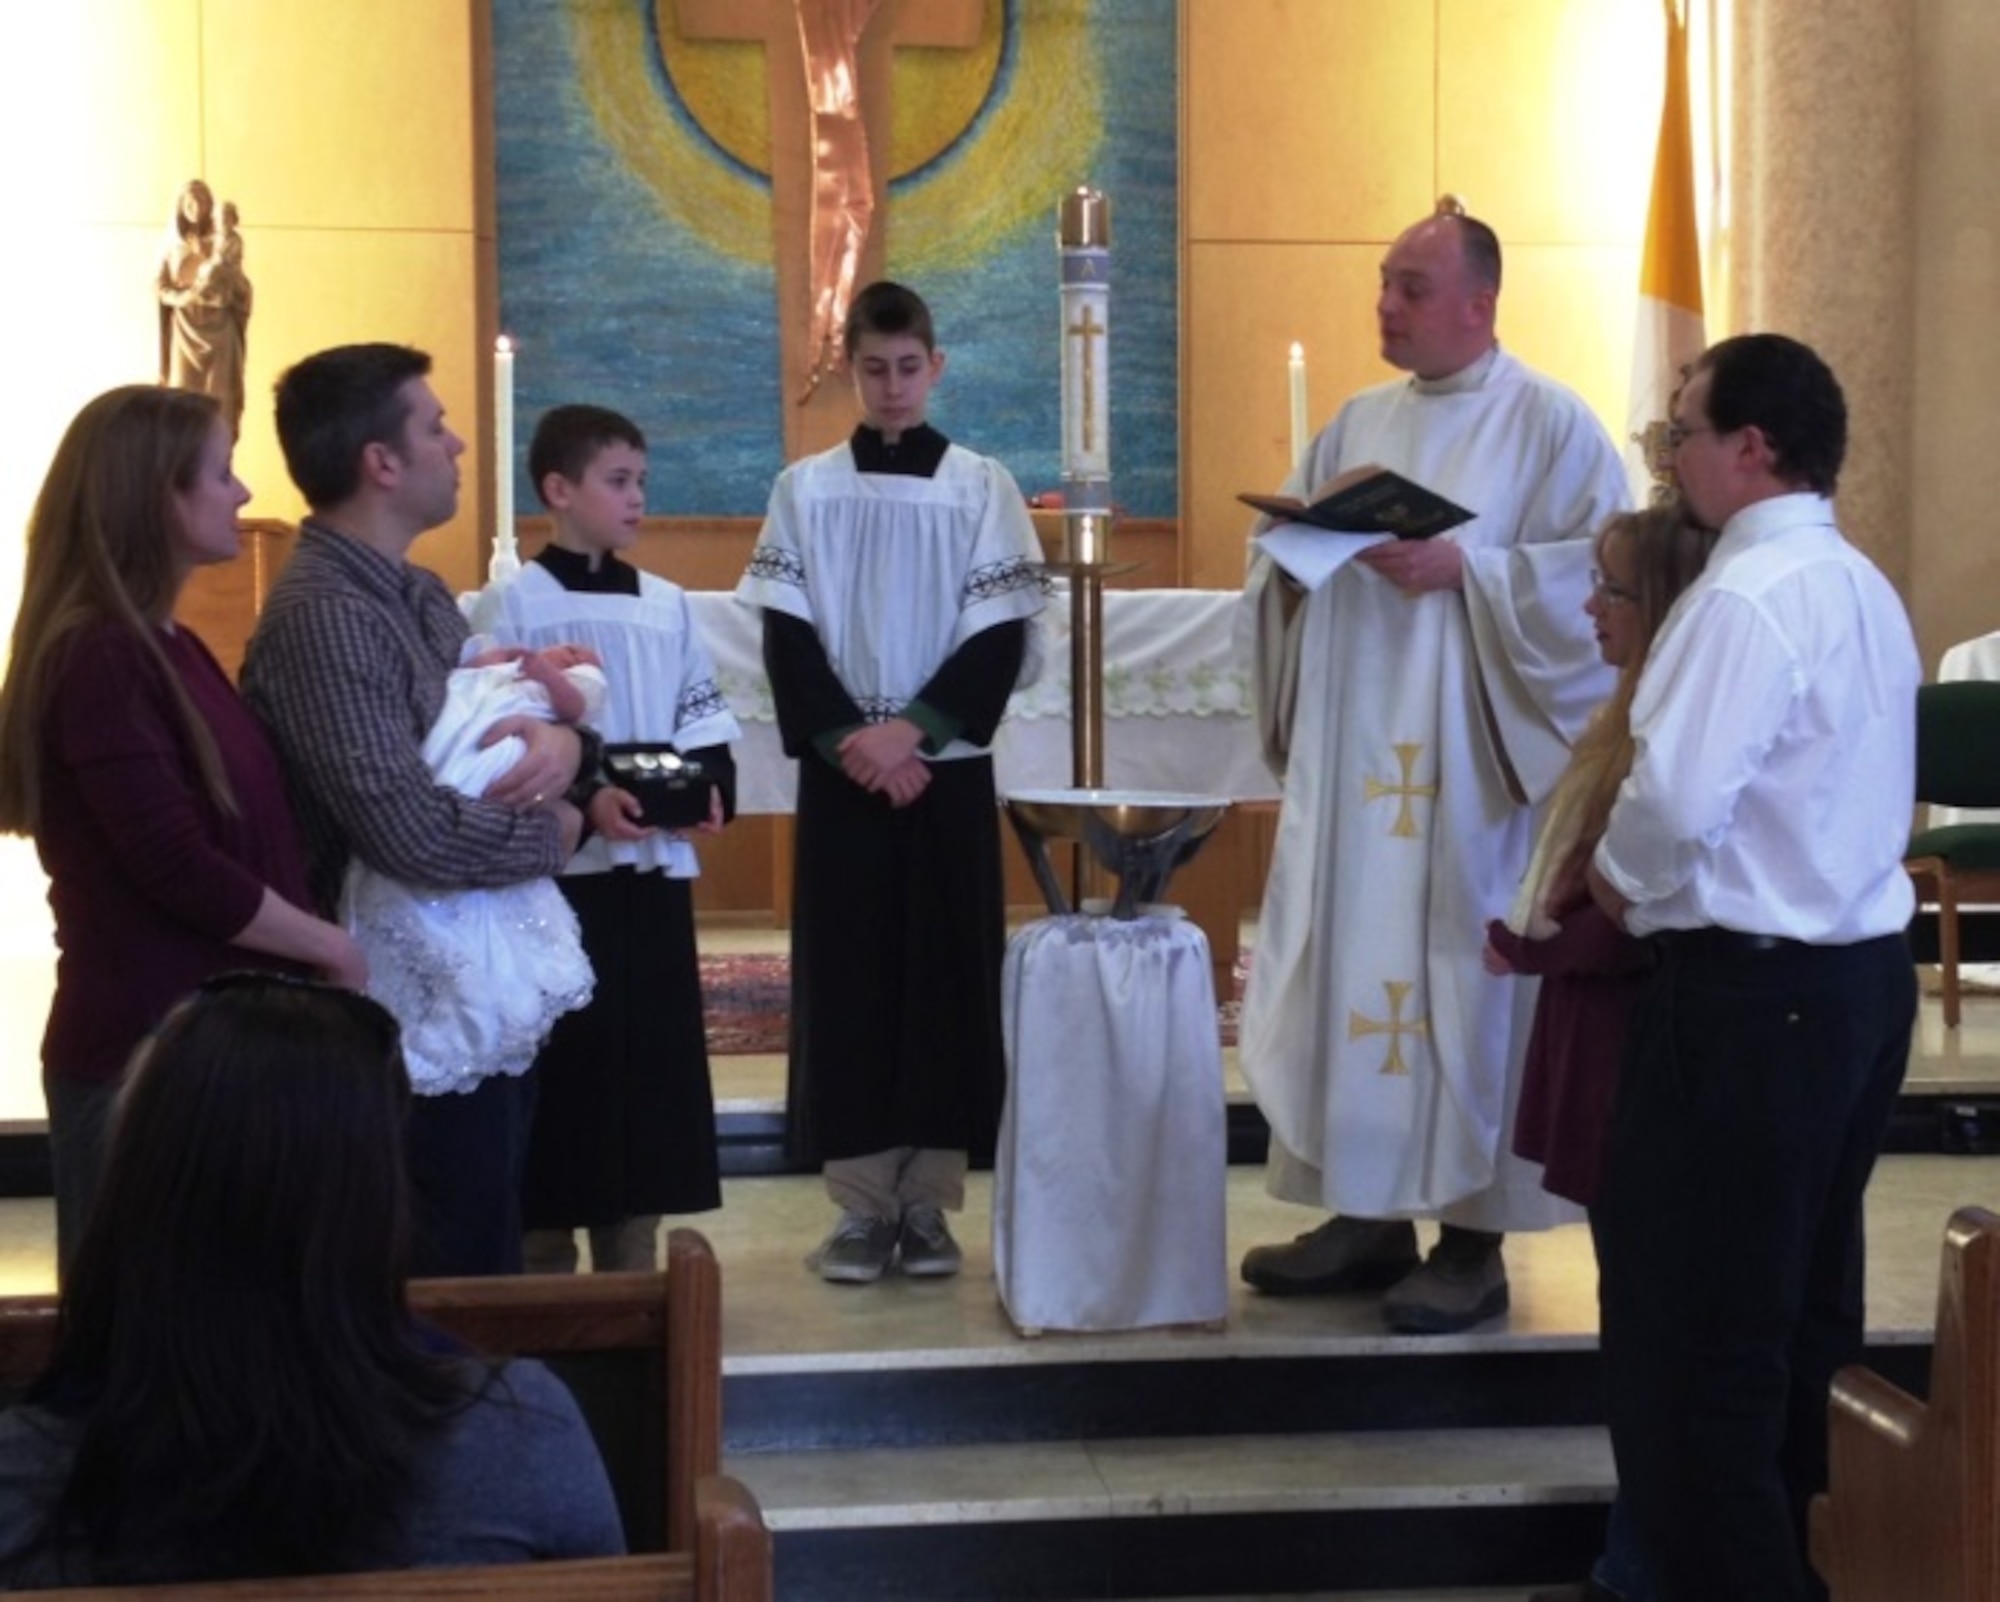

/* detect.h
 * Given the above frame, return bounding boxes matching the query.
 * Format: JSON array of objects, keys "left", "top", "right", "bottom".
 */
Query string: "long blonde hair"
[
  {"left": 1532, "top": 505, "right": 1719, "bottom": 911},
  {"left": 0, "top": 386, "right": 235, "bottom": 834}
]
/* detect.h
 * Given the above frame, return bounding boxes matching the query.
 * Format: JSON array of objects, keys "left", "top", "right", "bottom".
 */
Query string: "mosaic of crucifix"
[{"left": 674, "top": 0, "right": 982, "bottom": 458}]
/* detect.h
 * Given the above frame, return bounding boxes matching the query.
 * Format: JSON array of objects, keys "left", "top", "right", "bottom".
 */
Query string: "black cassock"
[{"left": 761, "top": 424, "right": 1029, "bottom": 1166}]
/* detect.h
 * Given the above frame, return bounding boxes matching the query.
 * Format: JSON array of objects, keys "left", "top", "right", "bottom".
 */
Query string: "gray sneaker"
[
  {"left": 1240, "top": 1215, "right": 1420, "bottom": 1295},
  {"left": 811, "top": 1212, "right": 898, "bottom": 1284},
  {"left": 897, "top": 1205, "right": 962, "bottom": 1277},
  {"left": 1381, "top": 1227, "right": 1509, "bottom": 1334}
]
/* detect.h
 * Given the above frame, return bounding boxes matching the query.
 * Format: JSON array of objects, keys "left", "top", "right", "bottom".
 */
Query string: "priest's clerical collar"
[
  {"left": 1411, "top": 343, "right": 1501, "bottom": 396},
  {"left": 852, "top": 422, "right": 948, "bottom": 478}
]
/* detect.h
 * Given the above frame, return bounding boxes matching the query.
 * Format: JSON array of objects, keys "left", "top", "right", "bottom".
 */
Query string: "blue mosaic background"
[{"left": 492, "top": 0, "right": 1179, "bottom": 517}]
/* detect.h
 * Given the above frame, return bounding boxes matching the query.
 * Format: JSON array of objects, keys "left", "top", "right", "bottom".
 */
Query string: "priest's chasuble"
[{"left": 1241, "top": 348, "right": 1627, "bottom": 1230}]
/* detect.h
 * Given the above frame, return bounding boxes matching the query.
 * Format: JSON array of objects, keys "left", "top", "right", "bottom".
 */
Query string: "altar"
[
  {"left": 687, "top": 586, "right": 1279, "bottom": 814},
  {"left": 689, "top": 586, "right": 1278, "bottom": 984}
]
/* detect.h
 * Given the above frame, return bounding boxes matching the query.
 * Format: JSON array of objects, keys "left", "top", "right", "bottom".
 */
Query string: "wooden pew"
[
  {"left": 54, "top": 1476, "right": 770, "bottom": 1599},
  {"left": 1809, "top": 1205, "right": 2000, "bottom": 1600},
  {"left": 0, "top": 1231, "right": 749, "bottom": 1571}
]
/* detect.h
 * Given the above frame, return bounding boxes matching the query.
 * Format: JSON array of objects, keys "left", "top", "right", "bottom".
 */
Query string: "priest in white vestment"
[{"left": 1238, "top": 204, "right": 1628, "bottom": 1334}]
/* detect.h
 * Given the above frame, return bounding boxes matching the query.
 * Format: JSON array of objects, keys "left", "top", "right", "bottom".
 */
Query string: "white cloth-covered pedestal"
[{"left": 994, "top": 913, "right": 1228, "bottom": 1333}]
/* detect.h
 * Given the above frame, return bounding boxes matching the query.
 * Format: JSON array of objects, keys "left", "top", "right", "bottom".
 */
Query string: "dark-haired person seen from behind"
[
  {"left": 1587, "top": 334, "right": 1921, "bottom": 1601},
  {"left": 0, "top": 975, "right": 624, "bottom": 1587},
  {"left": 242, "top": 343, "right": 593, "bottom": 1277},
  {"left": 0, "top": 385, "right": 361, "bottom": 1279}
]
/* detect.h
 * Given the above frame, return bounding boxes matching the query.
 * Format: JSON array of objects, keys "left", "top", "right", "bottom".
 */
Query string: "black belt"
[{"left": 1655, "top": 927, "right": 1809, "bottom": 956}]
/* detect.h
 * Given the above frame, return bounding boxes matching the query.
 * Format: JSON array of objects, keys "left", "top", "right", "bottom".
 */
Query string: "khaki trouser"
[{"left": 824, "top": 1147, "right": 967, "bottom": 1221}]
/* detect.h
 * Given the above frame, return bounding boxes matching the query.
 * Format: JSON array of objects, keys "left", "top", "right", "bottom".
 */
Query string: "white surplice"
[
  {"left": 1240, "top": 348, "right": 1627, "bottom": 1229},
  {"left": 467, "top": 563, "right": 742, "bottom": 878},
  {"left": 733, "top": 442, "right": 1046, "bottom": 747}
]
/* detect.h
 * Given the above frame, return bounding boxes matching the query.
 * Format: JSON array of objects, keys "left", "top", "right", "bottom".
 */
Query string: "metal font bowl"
[
  {"left": 1003, "top": 788, "right": 1230, "bottom": 918},
  {"left": 1004, "top": 788, "right": 1229, "bottom": 848}
]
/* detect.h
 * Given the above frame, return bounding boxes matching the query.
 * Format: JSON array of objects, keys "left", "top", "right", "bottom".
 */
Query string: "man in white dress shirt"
[
  {"left": 1588, "top": 333, "right": 1919, "bottom": 1601},
  {"left": 1238, "top": 202, "right": 1628, "bottom": 1333}
]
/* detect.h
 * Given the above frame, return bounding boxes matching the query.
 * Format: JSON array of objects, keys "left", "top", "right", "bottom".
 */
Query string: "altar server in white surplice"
[
  {"left": 1238, "top": 202, "right": 1628, "bottom": 1334},
  {"left": 736, "top": 282, "right": 1046, "bottom": 1289}
]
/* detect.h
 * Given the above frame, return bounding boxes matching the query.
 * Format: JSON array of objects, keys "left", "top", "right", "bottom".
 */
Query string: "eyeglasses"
[
  {"left": 1666, "top": 421, "right": 1718, "bottom": 450},
  {"left": 1589, "top": 569, "right": 1641, "bottom": 608}
]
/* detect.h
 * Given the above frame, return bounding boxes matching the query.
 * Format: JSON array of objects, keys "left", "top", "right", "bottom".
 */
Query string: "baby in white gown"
[{"left": 342, "top": 641, "right": 601, "bottom": 1096}]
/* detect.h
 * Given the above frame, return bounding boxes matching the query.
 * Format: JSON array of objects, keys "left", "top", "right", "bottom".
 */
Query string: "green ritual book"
[{"left": 1239, "top": 463, "right": 1473, "bottom": 540}]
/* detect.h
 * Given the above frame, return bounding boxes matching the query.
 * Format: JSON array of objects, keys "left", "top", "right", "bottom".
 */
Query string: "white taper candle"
[
  {"left": 1288, "top": 342, "right": 1309, "bottom": 471},
  {"left": 491, "top": 335, "right": 520, "bottom": 583}
]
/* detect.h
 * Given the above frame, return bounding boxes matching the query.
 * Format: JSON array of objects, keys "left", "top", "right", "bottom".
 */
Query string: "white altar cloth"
[
  {"left": 993, "top": 913, "right": 1229, "bottom": 1333},
  {"left": 691, "top": 588, "right": 1278, "bottom": 814}
]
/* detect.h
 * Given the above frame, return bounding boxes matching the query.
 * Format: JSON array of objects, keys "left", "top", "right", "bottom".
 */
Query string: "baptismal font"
[{"left": 991, "top": 190, "right": 1231, "bottom": 1337}]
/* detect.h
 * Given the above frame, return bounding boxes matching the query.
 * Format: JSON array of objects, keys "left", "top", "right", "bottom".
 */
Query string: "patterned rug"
[{"left": 699, "top": 950, "right": 1250, "bottom": 1057}]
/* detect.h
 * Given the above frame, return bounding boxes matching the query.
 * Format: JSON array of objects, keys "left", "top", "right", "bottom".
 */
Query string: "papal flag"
[{"left": 1627, "top": 0, "right": 1706, "bottom": 506}]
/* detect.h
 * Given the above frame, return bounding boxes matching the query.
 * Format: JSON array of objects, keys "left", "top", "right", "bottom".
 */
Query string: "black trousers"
[
  {"left": 406, "top": 1068, "right": 539, "bottom": 1277},
  {"left": 1598, "top": 929, "right": 1914, "bottom": 1602}
]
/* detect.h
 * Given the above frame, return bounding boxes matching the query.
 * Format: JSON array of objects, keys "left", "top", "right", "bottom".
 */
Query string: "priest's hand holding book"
[
  {"left": 1242, "top": 462, "right": 1474, "bottom": 595},
  {"left": 1355, "top": 532, "right": 1464, "bottom": 595}
]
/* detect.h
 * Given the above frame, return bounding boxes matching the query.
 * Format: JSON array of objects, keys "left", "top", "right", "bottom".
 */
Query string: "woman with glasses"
[
  {"left": 0, "top": 975, "right": 623, "bottom": 1585},
  {"left": 0, "top": 385, "right": 362, "bottom": 1275},
  {"left": 1483, "top": 502, "right": 1717, "bottom": 1602}
]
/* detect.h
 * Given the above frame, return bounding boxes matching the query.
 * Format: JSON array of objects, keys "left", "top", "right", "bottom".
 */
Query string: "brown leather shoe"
[
  {"left": 1381, "top": 1226, "right": 1508, "bottom": 1333},
  {"left": 1239, "top": 1215, "right": 1419, "bottom": 1295}
]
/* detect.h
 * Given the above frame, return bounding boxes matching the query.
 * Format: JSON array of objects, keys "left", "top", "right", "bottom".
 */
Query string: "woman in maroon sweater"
[{"left": 0, "top": 385, "right": 361, "bottom": 1274}]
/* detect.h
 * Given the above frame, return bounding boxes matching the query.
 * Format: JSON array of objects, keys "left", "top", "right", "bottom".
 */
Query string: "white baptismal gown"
[{"left": 342, "top": 657, "right": 599, "bottom": 1096}]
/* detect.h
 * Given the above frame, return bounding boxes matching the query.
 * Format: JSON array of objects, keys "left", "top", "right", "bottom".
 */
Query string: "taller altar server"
[{"left": 737, "top": 281, "right": 1046, "bottom": 1287}]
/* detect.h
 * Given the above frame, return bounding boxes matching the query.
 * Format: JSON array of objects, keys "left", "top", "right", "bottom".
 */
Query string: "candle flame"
[
  {"left": 1290, "top": 342, "right": 1304, "bottom": 361},
  {"left": 496, "top": 334, "right": 514, "bottom": 356}
]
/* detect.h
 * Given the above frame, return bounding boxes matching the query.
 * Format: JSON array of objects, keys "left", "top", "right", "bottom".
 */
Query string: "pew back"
[
  {"left": 1809, "top": 1205, "right": 2000, "bottom": 1600},
  {"left": 0, "top": 1229, "right": 726, "bottom": 1556},
  {"left": 51, "top": 1473, "right": 771, "bottom": 1600}
]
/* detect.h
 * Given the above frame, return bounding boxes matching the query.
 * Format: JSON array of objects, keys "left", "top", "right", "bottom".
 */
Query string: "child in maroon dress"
[{"left": 1483, "top": 501, "right": 1717, "bottom": 1602}]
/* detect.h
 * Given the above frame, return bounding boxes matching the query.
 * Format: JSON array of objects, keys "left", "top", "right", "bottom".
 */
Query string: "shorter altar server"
[{"left": 470, "top": 403, "right": 740, "bottom": 1274}]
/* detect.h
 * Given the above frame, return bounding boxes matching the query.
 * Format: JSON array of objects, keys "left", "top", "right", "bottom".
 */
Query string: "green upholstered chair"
[{"left": 1907, "top": 681, "right": 2000, "bottom": 1028}]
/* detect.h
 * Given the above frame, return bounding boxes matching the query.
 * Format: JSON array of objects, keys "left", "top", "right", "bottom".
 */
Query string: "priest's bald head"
[{"left": 1377, "top": 199, "right": 1502, "bottom": 382}]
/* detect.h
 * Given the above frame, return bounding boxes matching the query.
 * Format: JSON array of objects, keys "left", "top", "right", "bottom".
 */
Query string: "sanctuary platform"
[{"left": 0, "top": 937, "right": 1992, "bottom": 1600}]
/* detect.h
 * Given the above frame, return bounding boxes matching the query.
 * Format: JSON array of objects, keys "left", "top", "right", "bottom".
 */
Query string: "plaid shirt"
[{"left": 241, "top": 522, "right": 564, "bottom": 916}]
